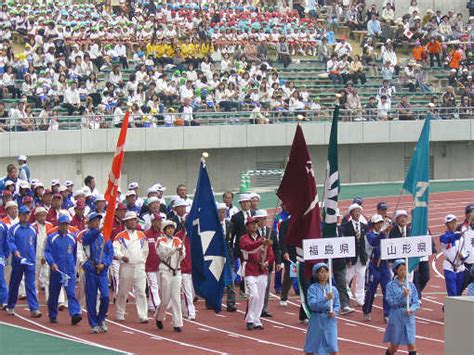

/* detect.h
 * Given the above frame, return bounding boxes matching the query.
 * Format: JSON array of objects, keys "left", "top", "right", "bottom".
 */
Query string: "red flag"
[
  {"left": 103, "top": 112, "right": 129, "bottom": 241},
  {"left": 277, "top": 125, "right": 321, "bottom": 267}
]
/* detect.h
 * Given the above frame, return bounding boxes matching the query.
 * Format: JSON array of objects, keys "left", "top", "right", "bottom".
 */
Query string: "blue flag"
[
  {"left": 402, "top": 115, "right": 430, "bottom": 272},
  {"left": 185, "top": 160, "right": 232, "bottom": 313}
]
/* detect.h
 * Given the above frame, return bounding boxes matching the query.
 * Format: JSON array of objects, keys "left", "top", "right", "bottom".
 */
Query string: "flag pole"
[{"left": 328, "top": 258, "right": 333, "bottom": 313}]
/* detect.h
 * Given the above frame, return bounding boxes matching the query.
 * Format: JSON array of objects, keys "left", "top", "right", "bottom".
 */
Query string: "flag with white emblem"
[
  {"left": 323, "top": 106, "right": 340, "bottom": 238},
  {"left": 185, "top": 159, "right": 232, "bottom": 313}
]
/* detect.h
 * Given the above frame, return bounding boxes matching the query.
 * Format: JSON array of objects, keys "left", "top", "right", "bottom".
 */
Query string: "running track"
[{"left": 1, "top": 190, "right": 472, "bottom": 354}]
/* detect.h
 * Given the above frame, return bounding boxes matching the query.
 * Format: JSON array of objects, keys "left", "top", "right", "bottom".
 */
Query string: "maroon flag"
[{"left": 277, "top": 125, "right": 321, "bottom": 264}]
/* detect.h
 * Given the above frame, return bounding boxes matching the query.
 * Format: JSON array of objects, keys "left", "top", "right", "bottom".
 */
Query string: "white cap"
[
  {"left": 125, "top": 190, "right": 137, "bottom": 197},
  {"left": 59, "top": 185, "right": 68, "bottom": 193},
  {"left": 34, "top": 206, "right": 48, "bottom": 215},
  {"left": 173, "top": 198, "right": 187, "bottom": 208},
  {"left": 444, "top": 214, "right": 457, "bottom": 223},
  {"left": 19, "top": 181, "right": 30, "bottom": 189},
  {"left": 217, "top": 203, "right": 227, "bottom": 210},
  {"left": 123, "top": 211, "right": 138, "bottom": 221},
  {"left": 18, "top": 155, "right": 27, "bottom": 161},
  {"left": 371, "top": 214, "right": 384, "bottom": 224},
  {"left": 4, "top": 180, "right": 14, "bottom": 187},
  {"left": 395, "top": 209, "right": 409, "bottom": 219},
  {"left": 5, "top": 201, "right": 18, "bottom": 209},
  {"left": 51, "top": 179, "right": 60, "bottom": 186},
  {"left": 147, "top": 196, "right": 160, "bottom": 205},
  {"left": 95, "top": 194, "right": 106, "bottom": 202},
  {"left": 34, "top": 182, "right": 44, "bottom": 189},
  {"left": 147, "top": 187, "right": 158, "bottom": 195},
  {"left": 153, "top": 183, "right": 166, "bottom": 192},
  {"left": 249, "top": 192, "right": 261, "bottom": 201},
  {"left": 255, "top": 209, "right": 268, "bottom": 218},
  {"left": 128, "top": 182, "right": 139, "bottom": 190},
  {"left": 74, "top": 189, "right": 86, "bottom": 197},
  {"left": 161, "top": 220, "right": 177, "bottom": 231},
  {"left": 64, "top": 180, "right": 74, "bottom": 187},
  {"left": 239, "top": 194, "right": 252, "bottom": 202},
  {"left": 348, "top": 203, "right": 362, "bottom": 214}
]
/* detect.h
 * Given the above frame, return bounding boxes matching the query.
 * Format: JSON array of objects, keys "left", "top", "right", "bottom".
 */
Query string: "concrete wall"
[
  {"left": 1, "top": 120, "right": 473, "bottom": 193},
  {"left": 372, "top": 0, "right": 469, "bottom": 18},
  {"left": 445, "top": 297, "right": 474, "bottom": 354}
]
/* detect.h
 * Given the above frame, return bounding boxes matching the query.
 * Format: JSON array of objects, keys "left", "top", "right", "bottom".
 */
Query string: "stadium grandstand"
[{"left": 0, "top": 1, "right": 473, "bottom": 354}]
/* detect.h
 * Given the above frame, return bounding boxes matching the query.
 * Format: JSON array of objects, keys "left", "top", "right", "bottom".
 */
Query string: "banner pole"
[
  {"left": 328, "top": 258, "right": 333, "bottom": 313},
  {"left": 406, "top": 255, "right": 410, "bottom": 311}
]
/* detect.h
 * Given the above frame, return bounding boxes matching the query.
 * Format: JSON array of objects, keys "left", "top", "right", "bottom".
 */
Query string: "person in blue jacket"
[
  {"left": 44, "top": 214, "right": 82, "bottom": 325},
  {"left": 384, "top": 259, "right": 420, "bottom": 355},
  {"left": 363, "top": 214, "right": 391, "bottom": 322},
  {"left": 468, "top": 266, "right": 474, "bottom": 296},
  {"left": 81, "top": 213, "right": 114, "bottom": 334},
  {"left": 0, "top": 220, "right": 9, "bottom": 308},
  {"left": 6, "top": 206, "right": 41, "bottom": 317},
  {"left": 304, "top": 262, "right": 340, "bottom": 355}
]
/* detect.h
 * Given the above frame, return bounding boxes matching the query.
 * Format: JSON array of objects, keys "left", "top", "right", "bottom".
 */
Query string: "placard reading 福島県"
[{"left": 303, "top": 237, "right": 355, "bottom": 261}]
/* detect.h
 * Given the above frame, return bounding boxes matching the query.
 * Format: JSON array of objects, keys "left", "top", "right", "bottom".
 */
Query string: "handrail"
[{"left": 0, "top": 107, "right": 471, "bottom": 132}]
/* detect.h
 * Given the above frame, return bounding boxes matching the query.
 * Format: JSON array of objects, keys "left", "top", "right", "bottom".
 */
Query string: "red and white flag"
[{"left": 103, "top": 112, "right": 129, "bottom": 241}]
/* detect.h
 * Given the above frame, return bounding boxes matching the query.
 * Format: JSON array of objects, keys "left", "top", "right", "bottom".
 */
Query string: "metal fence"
[{"left": 1, "top": 107, "right": 472, "bottom": 132}]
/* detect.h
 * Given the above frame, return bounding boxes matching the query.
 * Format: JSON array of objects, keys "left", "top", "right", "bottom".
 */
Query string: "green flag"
[{"left": 322, "top": 106, "right": 340, "bottom": 238}]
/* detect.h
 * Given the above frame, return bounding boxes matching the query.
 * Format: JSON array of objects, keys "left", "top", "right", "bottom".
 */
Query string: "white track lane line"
[
  {"left": 106, "top": 318, "right": 226, "bottom": 354},
  {"left": 12, "top": 314, "right": 130, "bottom": 354},
  {"left": 270, "top": 294, "right": 443, "bottom": 343}
]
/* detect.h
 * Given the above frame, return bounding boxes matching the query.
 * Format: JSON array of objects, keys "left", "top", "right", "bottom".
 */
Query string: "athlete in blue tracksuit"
[
  {"left": 0, "top": 221, "right": 9, "bottom": 307},
  {"left": 44, "top": 214, "right": 82, "bottom": 325},
  {"left": 363, "top": 214, "right": 391, "bottom": 321},
  {"left": 81, "top": 213, "right": 114, "bottom": 333},
  {"left": 6, "top": 206, "right": 41, "bottom": 317}
]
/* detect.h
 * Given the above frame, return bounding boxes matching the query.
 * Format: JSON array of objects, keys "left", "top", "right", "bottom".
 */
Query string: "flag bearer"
[
  {"left": 304, "top": 263, "right": 340, "bottom": 355},
  {"left": 82, "top": 213, "right": 114, "bottom": 333},
  {"left": 155, "top": 220, "right": 185, "bottom": 332},
  {"left": 6, "top": 206, "right": 41, "bottom": 317},
  {"left": 440, "top": 214, "right": 467, "bottom": 296},
  {"left": 114, "top": 211, "right": 149, "bottom": 323},
  {"left": 363, "top": 214, "right": 391, "bottom": 322},
  {"left": 384, "top": 259, "right": 420, "bottom": 355},
  {"left": 44, "top": 214, "right": 82, "bottom": 325},
  {"left": 176, "top": 227, "right": 196, "bottom": 320},
  {"left": 239, "top": 217, "right": 274, "bottom": 330}
]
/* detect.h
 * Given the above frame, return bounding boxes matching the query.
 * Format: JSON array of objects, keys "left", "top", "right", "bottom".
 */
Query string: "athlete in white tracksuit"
[
  {"left": 113, "top": 212, "right": 149, "bottom": 323},
  {"left": 155, "top": 220, "right": 185, "bottom": 332}
]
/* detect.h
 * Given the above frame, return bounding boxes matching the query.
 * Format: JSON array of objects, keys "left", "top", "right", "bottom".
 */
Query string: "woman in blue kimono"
[
  {"left": 384, "top": 259, "right": 420, "bottom": 355},
  {"left": 304, "top": 262, "right": 340, "bottom": 355}
]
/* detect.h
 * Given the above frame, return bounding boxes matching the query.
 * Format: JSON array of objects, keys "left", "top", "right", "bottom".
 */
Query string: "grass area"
[
  {"left": 252, "top": 180, "right": 474, "bottom": 209},
  {"left": 0, "top": 323, "right": 121, "bottom": 355}
]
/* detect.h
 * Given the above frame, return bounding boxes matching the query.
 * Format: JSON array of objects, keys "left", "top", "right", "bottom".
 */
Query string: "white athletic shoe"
[
  {"left": 188, "top": 315, "right": 196, "bottom": 321},
  {"left": 6, "top": 308, "right": 15, "bottom": 316},
  {"left": 340, "top": 306, "right": 355, "bottom": 315},
  {"left": 100, "top": 321, "right": 108, "bottom": 333},
  {"left": 279, "top": 300, "right": 288, "bottom": 307}
]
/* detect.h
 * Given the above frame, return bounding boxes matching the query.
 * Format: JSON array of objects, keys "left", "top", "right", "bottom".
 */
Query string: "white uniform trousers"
[
  {"left": 346, "top": 260, "right": 367, "bottom": 305},
  {"left": 245, "top": 274, "right": 268, "bottom": 326},
  {"left": 146, "top": 271, "right": 161, "bottom": 311},
  {"left": 111, "top": 260, "right": 121, "bottom": 299},
  {"left": 156, "top": 270, "right": 183, "bottom": 327},
  {"left": 35, "top": 261, "right": 50, "bottom": 301},
  {"left": 181, "top": 273, "right": 196, "bottom": 318},
  {"left": 116, "top": 263, "right": 148, "bottom": 322}
]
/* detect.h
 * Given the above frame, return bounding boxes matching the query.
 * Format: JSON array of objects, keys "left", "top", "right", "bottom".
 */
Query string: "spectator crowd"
[{"left": 0, "top": 0, "right": 471, "bottom": 131}]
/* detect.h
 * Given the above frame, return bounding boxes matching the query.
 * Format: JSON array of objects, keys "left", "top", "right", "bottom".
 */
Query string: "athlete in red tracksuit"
[
  {"left": 239, "top": 217, "right": 274, "bottom": 330},
  {"left": 145, "top": 213, "right": 163, "bottom": 313}
]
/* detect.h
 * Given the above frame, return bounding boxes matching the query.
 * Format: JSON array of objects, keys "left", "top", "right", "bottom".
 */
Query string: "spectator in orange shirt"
[
  {"left": 412, "top": 40, "right": 426, "bottom": 63},
  {"left": 448, "top": 46, "right": 463, "bottom": 70},
  {"left": 426, "top": 37, "right": 442, "bottom": 67}
]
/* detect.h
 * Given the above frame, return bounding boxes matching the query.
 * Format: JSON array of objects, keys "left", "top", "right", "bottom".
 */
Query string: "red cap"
[
  {"left": 117, "top": 203, "right": 127, "bottom": 211},
  {"left": 43, "top": 189, "right": 53, "bottom": 195},
  {"left": 52, "top": 193, "right": 62, "bottom": 199},
  {"left": 151, "top": 212, "right": 163, "bottom": 221},
  {"left": 22, "top": 196, "right": 33, "bottom": 203},
  {"left": 2, "top": 190, "right": 12, "bottom": 196}
]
